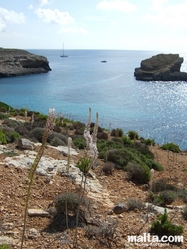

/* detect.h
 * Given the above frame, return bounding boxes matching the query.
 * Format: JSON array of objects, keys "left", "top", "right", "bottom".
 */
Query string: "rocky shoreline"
[
  {"left": 0, "top": 48, "right": 51, "bottom": 77},
  {"left": 134, "top": 53, "right": 187, "bottom": 81}
]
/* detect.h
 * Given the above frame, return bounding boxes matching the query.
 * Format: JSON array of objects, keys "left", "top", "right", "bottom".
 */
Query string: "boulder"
[
  {"left": 134, "top": 53, "right": 187, "bottom": 81},
  {"left": 18, "top": 138, "right": 33, "bottom": 150},
  {"left": 113, "top": 202, "right": 127, "bottom": 214},
  {"left": 0, "top": 48, "right": 51, "bottom": 77}
]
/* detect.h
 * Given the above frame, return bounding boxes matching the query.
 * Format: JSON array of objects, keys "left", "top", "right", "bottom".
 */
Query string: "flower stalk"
[{"left": 20, "top": 108, "right": 55, "bottom": 249}]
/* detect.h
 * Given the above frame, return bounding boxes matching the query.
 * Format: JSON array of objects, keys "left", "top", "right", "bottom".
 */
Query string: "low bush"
[
  {"left": 127, "top": 130, "right": 139, "bottom": 140},
  {"left": 2, "top": 118, "right": 19, "bottom": 128},
  {"left": 30, "top": 127, "right": 44, "bottom": 142},
  {"left": 127, "top": 198, "right": 145, "bottom": 211},
  {"left": 0, "top": 101, "right": 14, "bottom": 112},
  {"left": 0, "top": 129, "right": 7, "bottom": 144},
  {"left": 133, "top": 142, "right": 154, "bottom": 158},
  {"left": 97, "top": 139, "right": 124, "bottom": 159},
  {"left": 50, "top": 137, "right": 65, "bottom": 147},
  {"left": 54, "top": 192, "right": 91, "bottom": 216},
  {"left": 144, "top": 138, "right": 155, "bottom": 146},
  {"left": 85, "top": 219, "right": 118, "bottom": 247},
  {"left": 73, "top": 137, "right": 86, "bottom": 149},
  {"left": 0, "top": 245, "right": 11, "bottom": 249},
  {"left": 122, "top": 135, "right": 132, "bottom": 145},
  {"left": 107, "top": 148, "right": 133, "bottom": 167},
  {"left": 48, "top": 132, "right": 68, "bottom": 146},
  {"left": 77, "top": 157, "right": 91, "bottom": 174},
  {"left": 152, "top": 179, "right": 178, "bottom": 193},
  {"left": 160, "top": 142, "right": 180, "bottom": 153},
  {"left": 182, "top": 205, "right": 187, "bottom": 220},
  {"left": 0, "top": 113, "right": 9, "bottom": 119},
  {"left": 126, "top": 162, "right": 150, "bottom": 184},
  {"left": 150, "top": 209, "right": 183, "bottom": 240},
  {"left": 178, "top": 189, "right": 187, "bottom": 203},
  {"left": 35, "top": 113, "right": 48, "bottom": 121},
  {"left": 156, "top": 190, "right": 177, "bottom": 206},
  {"left": 102, "top": 162, "right": 114, "bottom": 175},
  {"left": 5, "top": 131, "right": 20, "bottom": 143}
]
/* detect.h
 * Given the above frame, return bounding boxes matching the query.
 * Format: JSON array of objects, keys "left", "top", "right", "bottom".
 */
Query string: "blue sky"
[{"left": 0, "top": 0, "right": 187, "bottom": 51}]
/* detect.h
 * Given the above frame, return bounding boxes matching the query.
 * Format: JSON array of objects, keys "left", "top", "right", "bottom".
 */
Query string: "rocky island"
[
  {"left": 0, "top": 48, "right": 51, "bottom": 77},
  {"left": 134, "top": 53, "right": 187, "bottom": 81}
]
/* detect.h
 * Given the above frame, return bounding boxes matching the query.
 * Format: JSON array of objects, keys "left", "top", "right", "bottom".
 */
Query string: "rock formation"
[
  {"left": 0, "top": 48, "right": 51, "bottom": 77},
  {"left": 134, "top": 53, "right": 187, "bottom": 81}
]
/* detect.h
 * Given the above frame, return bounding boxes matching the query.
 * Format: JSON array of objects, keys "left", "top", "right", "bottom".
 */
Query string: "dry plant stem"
[
  {"left": 20, "top": 129, "right": 49, "bottom": 249},
  {"left": 20, "top": 108, "right": 55, "bottom": 249},
  {"left": 73, "top": 109, "right": 98, "bottom": 248},
  {"left": 65, "top": 137, "right": 72, "bottom": 230}
]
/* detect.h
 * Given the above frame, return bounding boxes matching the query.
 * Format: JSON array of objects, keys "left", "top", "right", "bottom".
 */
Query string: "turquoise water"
[{"left": 1, "top": 49, "right": 187, "bottom": 150}]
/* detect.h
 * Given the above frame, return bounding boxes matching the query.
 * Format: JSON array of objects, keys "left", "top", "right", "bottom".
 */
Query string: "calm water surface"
[{"left": 1, "top": 49, "right": 187, "bottom": 149}]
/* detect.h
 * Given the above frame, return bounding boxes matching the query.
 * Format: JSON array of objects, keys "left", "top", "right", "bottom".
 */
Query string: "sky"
[{"left": 0, "top": 0, "right": 187, "bottom": 51}]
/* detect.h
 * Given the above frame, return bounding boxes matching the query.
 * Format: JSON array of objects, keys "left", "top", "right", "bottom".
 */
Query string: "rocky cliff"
[
  {"left": 0, "top": 48, "right": 51, "bottom": 77},
  {"left": 134, "top": 53, "right": 187, "bottom": 81}
]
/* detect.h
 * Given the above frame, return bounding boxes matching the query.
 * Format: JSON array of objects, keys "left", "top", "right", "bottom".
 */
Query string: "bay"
[{"left": 0, "top": 49, "right": 187, "bottom": 150}]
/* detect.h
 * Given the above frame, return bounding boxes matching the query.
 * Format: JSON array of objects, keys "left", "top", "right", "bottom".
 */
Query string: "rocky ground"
[{"left": 1, "top": 120, "right": 187, "bottom": 248}]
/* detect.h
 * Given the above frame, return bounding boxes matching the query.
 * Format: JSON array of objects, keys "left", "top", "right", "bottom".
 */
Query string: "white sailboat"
[{"left": 60, "top": 43, "right": 68, "bottom": 57}]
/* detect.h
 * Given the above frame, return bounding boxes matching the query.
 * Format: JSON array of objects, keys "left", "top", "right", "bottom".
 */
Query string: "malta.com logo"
[{"left": 127, "top": 233, "right": 183, "bottom": 247}]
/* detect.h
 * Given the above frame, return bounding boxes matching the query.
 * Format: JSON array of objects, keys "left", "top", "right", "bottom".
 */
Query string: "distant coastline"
[{"left": 0, "top": 48, "right": 51, "bottom": 77}]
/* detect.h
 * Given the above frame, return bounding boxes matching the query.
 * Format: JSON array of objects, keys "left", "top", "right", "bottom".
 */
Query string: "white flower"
[{"left": 46, "top": 108, "right": 56, "bottom": 132}]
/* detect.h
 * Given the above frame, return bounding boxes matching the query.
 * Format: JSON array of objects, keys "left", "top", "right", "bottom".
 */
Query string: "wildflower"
[
  {"left": 66, "top": 137, "right": 72, "bottom": 173},
  {"left": 83, "top": 109, "right": 98, "bottom": 169},
  {"left": 45, "top": 108, "right": 56, "bottom": 132}
]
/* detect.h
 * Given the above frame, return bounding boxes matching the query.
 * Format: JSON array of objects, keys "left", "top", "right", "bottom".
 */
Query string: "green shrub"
[
  {"left": 107, "top": 148, "right": 133, "bottom": 167},
  {"left": 178, "top": 189, "right": 187, "bottom": 203},
  {"left": 35, "top": 113, "right": 48, "bottom": 121},
  {"left": 181, "top": 205, "right": 187, "bottom": 220},
  {"left": 152, "top": 179, "right": 178, "bottom": 193},
  {"left": 54, "top": 192, "right": 91, "bottom": 215},
  {"left": 0, "top": 101, "right": 14, "bottom": 112},
  {"left": 126, "top": 162, "right": 150, "bottom": 184},
  {"left": 30, "top": 127, "right": 44, "bottom": 142},
  {"left": 0, "top": 129, "right": 7, "bottom": 144},
  {"left": 6, "top": 131, "right": 20, "bottom": 143},
  {"left": 127, "top": 199, "right": 145, "bottom": 211},
  {"left": 161, "top": 143, "right": 180, "bottom": 153},
  {"left": 2, "top": 118, "right": 19, "bottom": 128},
  {"left": 77, "top": 157, "right": 91, "bottom": 174},
  {"left": 0, "top": 245, "right": 11, "bottom": 249},
  {"left": 127, "top": 130, "right": 139, "bottom": 140},
  {"left": 133, "top": 142, "right": 154, "bottom": 158},
  {"left": 122, "top": 135, "right": 132, "bottom": 145},
  {"left": 0, "top": 113, "right": 9, "bottom": 119},
  {"left": 144, "top": 138, "right": 155, "bottom": 146},
  {"left": 97, "top": 139, "right": 124, "bottom": 159},
  {"left": 145, "top": 159, "right": 164, "bottom": 171},
  {"left": 73, "top": 137, "right": 86, "bottom": 149},
  {"left": 116, "top": 128, "right": 124, "bottom": 137},
  {"left": 48, "top": 132, "right": 68, "bottom": 145},
  {"left": 19, "top": 107, "right": 29, "bottom": 116},
  {"left": 150, "top": 209, "right": 183, "bottom": 239},
  {"left": 156, "top": 190, "right": 177, "bottom": 206},
  {"left": 50, "top": 137, "right": 65, "bottom": 147}
]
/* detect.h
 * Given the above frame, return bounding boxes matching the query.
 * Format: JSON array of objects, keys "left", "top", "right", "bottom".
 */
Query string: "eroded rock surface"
[
  {"left": 0, "top": 48, "right": 51, "bottom": 77},
  {"left": 134, "top": 53, "right": 187, "bottom": 81}
]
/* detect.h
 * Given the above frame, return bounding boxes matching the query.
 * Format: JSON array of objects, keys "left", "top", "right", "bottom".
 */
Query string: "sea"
[{"left": 1, "top": 49, "right": 187, "bottom": 150}]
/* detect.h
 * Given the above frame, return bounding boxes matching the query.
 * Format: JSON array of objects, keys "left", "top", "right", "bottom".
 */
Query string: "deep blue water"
[{"left": 1, "top": 49, "right": 187, "bottom": 150}]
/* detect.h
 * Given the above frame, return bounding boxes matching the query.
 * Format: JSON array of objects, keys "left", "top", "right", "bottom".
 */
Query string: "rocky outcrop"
[
  {"left": 134, "top": 53, "right": 187, "bottom": 81},
  {"left": 0, "top": 48, "right": 51, "bottom": 77}
]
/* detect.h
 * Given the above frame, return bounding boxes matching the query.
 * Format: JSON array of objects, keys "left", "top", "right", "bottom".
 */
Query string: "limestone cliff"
[{"left": 0, "top": 48, "right": 51, "bottom": 77}]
